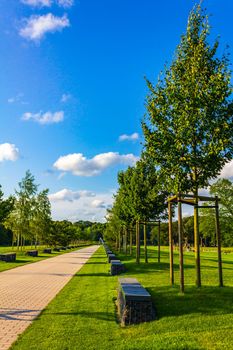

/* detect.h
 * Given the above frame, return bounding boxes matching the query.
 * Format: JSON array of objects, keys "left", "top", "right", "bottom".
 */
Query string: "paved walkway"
[{"left": 0, "top": 245, "right": 99, "bottom": 350}]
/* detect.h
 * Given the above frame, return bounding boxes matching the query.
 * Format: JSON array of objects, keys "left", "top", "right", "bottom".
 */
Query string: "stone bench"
[
  {"left": 110, "top": 260, "right": 125, "bottom": 275},
  {"left": 108, "top": 253, "right": 117, "bottom": 263},
  {"left": 26, "top": 250, "right": 38, "bottom": 257},
  {"left": 43, "top": 248, "right": 52, "bottom": 254},
  {"left": 117, "top": 278, "right": 155, "bottom": 325},
  {"left": 0, "top": 252, "right": 16, "bottom": 262},
  {"left": 53, "top": 248, "right": 61, "bottom": 252}
]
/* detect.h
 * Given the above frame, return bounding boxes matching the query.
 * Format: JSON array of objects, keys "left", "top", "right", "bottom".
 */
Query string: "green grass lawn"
[
  {"left": 0, "top": 244, "right": 90, "bottom": 273},
  {"left": 11, "top": 246, "right": 233, "bottom": 350}
]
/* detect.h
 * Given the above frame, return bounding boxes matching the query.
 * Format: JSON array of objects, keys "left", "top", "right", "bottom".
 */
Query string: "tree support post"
[
  {"left": 130, "top": 229, "right": 132, "bottom": 255},
  {"left": 125, "top": 227, "right": 128, "bottom": 255},
  {"left": 144, "top": 223, "right": 148, "bottom": 263},
  {"left": 119, "top": 230, "right": 121, "bottom": 253},
  {"left": 178, "top": 194, "right": 184, "bottom": 293},
  {"left": 158, "top": 221, "right": 161, "bottom": 263},
  {"left": 168, "top": 201, "right": 174, "bottom": 285},
  {"left": 215, "top": 196, "right": 223, "bottom": 287},
  {"left": 136, "top": 221, "right": 140, "bottom": 264},
  {"left": 194, "top": 189, "right": 201, "bottom": 287}
]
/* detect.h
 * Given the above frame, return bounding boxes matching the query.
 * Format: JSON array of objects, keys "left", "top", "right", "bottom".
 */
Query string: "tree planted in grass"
[{"left": 142, "top": 4, "right": 233, "bottom": 286}]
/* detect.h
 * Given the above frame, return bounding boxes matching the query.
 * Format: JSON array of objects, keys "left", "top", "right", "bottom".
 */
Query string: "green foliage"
[
  {"left": 31, "top": 189, "right": 52, "bottom": 246},
  {"left": 4, "top": 170, "right": 51, "bottom": 247},
  {"left": 199, "top": 178, "right": 233, "bottom": 246},
  {"left": 106, "top": 159, "right": 168, "bottom": 243},
  {"left": 142, "top": 4, "right": 233, "bottom": 194}
]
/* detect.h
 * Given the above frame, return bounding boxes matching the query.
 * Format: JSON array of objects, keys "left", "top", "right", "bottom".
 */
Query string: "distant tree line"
[{"left": 0, "top": 170, "right": 105, "bottom": 248}]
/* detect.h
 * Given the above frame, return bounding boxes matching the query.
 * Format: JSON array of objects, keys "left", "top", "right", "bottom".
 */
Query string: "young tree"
[
  {"left": 5, "top": 170, "right": 38, "bottom": 249},
  {"left": 142, "top": 3, "right": 233, "bottom": 286},
  {"left": 31, "top": 189, "right": 51, "bottom": 246}
]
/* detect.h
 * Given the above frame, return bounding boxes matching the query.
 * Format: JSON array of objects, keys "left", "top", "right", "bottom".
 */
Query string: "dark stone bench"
[
  {"left": 26, "top": 250, "right": 38, "bottom": 257},
  {"left": 117, "top": 278, "right": 155, "bottom": 325},
  {"left": 0, "top": 252, "right": 16, "bottom": 262},
  {"left": 110, "top": 260, "right": 125, "bottom": 275},
  {"left": 43, "top": 248, "right": 52, "bottom": 254},
  {"left": 53, "top": 248, "right": 61, "bottom": 252},
  {"left": 108, "top": 253, "right": 116, "bottom": 263}
]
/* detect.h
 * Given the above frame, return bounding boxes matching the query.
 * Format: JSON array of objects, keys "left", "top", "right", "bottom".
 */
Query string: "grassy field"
[
  {"left": 11, "top": 245, "right": 233, "bottom": 350},
  {"left": 0, "top": 244, "right": 90, "bottom": 273}
]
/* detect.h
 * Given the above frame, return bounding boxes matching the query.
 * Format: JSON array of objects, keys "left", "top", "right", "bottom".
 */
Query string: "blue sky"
[{"left": 1, "top": 0, "right": 233, "bottom": 221}]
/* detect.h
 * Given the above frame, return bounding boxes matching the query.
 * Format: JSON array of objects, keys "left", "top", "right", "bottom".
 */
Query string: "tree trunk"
[{"left": 168, "top": 202, "right": 174, "bottom": 285}]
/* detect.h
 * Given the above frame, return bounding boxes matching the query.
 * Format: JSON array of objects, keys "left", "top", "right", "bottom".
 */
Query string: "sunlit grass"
[{"left": 10, "top": 245, "right": 233, "bottom": 350}]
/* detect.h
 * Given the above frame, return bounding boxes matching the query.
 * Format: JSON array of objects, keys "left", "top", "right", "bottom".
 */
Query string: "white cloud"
[
  {"left": 22, "top": 111, "right": 64, "bottom": 124},
  {"left": 0, "top": 143, "right": 20, "bottom": 162},
  {"left": 220, "top": 160, "right": 233, "bottom": 178},
  {"left": 61, "top": 93, "right": 72, "bottom": 103},
  {"left": 119, "top": 132, "right": 139, "bottom": 142},
  {"left": 21, "top": 0, "right": 52, "bottom": 6},
  {"left": 49, "top": 188, "right": 95, "bottom": 202},
  {"left": 49, "top": 190, "right": 114, "bottom": 222},
  {"left": 19, "top": 14, "right": 70, "bottom": 41},
  {"left": 91, "top": 199, "right": 106, "bottom": 209},
  {"left": 57, "top": 0, "right": 73, "bottom": 7},
  {"left": 7, "top": 93, "right": 25, "bottom": 104},
  {"left": 53, "top": 152, "right": 139, "bottom": 176},
  {"left": 21, "top": 0, "right": 73, "bottom": 7}
]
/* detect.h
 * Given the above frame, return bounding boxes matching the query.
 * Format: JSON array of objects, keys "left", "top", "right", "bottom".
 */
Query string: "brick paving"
[{"left": 0, "top": 245, "right": 99, "bottom": 350}]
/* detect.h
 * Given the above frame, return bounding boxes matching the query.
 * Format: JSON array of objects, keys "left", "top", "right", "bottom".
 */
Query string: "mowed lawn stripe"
[{"left": 11, "top": 246, "right": 233, "bottom": 350}]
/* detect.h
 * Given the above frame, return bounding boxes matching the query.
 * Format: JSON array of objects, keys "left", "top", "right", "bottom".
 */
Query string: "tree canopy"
[{"left": 142, "top": 4, "right": 233, "bottom": 194}]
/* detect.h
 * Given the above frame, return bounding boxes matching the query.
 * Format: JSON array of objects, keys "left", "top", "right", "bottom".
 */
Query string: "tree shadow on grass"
[
  {"left": 85, "top": 262, "right": 107, "bottom": 265},
  {"left": 148, "top": 285, "right": 233, "bottom": 319},
  {"left": 74, "top": 272, "right": 109, "bottom": 277},
  {"left": 47, "top": 310, "right": 116, "bottom": 322}
]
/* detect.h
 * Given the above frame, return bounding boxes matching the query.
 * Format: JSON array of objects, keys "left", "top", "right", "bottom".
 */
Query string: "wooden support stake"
[
  {"left": 215, "top": 197, "right": 223, "bottom": 287},
  {"left": 178, "top": 194, "right": 184, "bottom": 293},
  {"left": 119, "top": 230, "right": 121, "bottom": 253},
  {"left": 194, "top": 191, "right": 201, "bottom": 288},
  {"left": 125, "top": 227, "right": 128, "bottom": 254},
  {"left": 130, "top": 229, "right": 132, "bottom": 255},
  {"left": 168, "top": 201, "right": 174, "bottom": 286},
  {"left": 144, "top": 223, "right": 148, "bottom": 263},
  {"left": 138, "top": 221, "right": 140, "bottom": 263},
  {"left": 136, "top": 221, "right": 140, "bottom": 264},
  {"left": 158, "top": 221, "right": 161, "bottom": 263}
]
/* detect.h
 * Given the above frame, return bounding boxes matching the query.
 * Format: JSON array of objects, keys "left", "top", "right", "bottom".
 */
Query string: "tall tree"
[
  {"left": 31, "top": 189, "right": 51, "bottom": 246},
  {"left": 142, "top": 3, "right": 233, "bottom": 286}
]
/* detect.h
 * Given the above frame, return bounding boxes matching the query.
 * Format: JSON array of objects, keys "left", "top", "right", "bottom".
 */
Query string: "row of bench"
[
  {"left": 100, "top": 238, "right": 156, "bottom": 325},
  {"left": 0, "top": 246, "right": 78, "bottom": 263},
  {"left": 102, "top": 242, "right": 125, "bottom": 276}
]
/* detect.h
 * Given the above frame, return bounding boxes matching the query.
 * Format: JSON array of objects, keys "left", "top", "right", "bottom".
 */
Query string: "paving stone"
[{"left": 0, "top": 245, "right": 99, "bottom": 350}]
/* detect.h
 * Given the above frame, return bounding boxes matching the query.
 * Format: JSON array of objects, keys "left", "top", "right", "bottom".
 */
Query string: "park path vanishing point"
[{"left": 0, "top": 245, "right": 99, "bottom": 350}]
